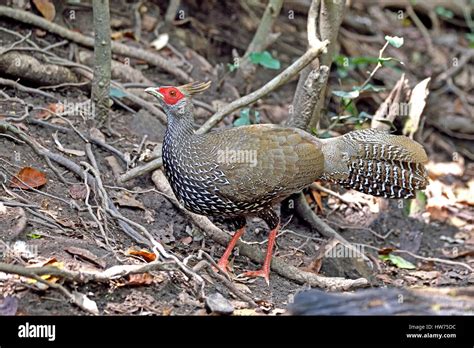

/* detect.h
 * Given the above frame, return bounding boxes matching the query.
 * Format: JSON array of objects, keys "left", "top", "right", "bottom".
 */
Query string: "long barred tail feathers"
[{"left": 320, "top": 129, "right": 429, "bottom": 199}]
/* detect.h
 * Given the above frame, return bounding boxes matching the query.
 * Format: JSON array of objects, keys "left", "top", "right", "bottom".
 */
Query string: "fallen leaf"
[
  {"left": 0, "top": 202, "right": 6, "bottom": 214},
  {"left": 73, "top": 291, "right": 99, "bottom": 315},
  {"left": 10, "top": 167, "right": 47, "bottom": 189},
  {"left": 403, "top": 77, "right": 430, "bottom": 137},
  {"left": 127, "top": 273, "right": 154, "bottom": 286},
  {"left": 379, "top": 254, "right": 416, "bottom": 269},
  {"left": 144, "top": 209, "right": 155, "bottom": 223},
  {"left": 69, "top": 184, "right": 87, "bottom": 200},
  {"left": 162, "top": 307, "right": 173, "bottom": 316},
  {"left": 408, "top": 270, "right": 440, "bottom": 280},
  {"left": 310, "top": 189, "right": 324, "bottom": 213},
  {"left": 180, "top": 236, "right": 193, "bottom": 245},
  {"left": 114, "top": 191, "right": 145, "bottom": 210},
  {"left": 65, "top": 246, "right": 106, "bottom": 268},
  {"left": 32, "top": 0, "right": 55, "bottom": 21},
  {"left": 234, "top": 308, "right": 259, "bottom": 316},
  {"left": 56, "top": 218, "right": 76, "bottom": 228},
  {"left": 89, "top": 127, "right": 106, "bottom": 143},
  {"left": 127, "top": 249, "right": 156, "bottom": 262},
  {"left": 111, "top": 30, "right": 135, "bottom": 40},
  {"left": 378, "top": 247, "right": 395, "bottom": 255},
  {"left": 150, "top": 33, "right": 169, "bottom": 51},
  {"left": 35, "top": 103, "right": 64, "bottom": 119},
  {"left": 26, "top": 258, "right": 63, "bottom": 286}
]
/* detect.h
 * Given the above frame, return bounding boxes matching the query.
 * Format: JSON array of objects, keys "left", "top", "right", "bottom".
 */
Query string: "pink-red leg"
[
  {"left": 215, "top": 227, "right": 245, "bottom": 274},
  {"left": 240, "top": 225, "right": 279, "bottom": 285}
]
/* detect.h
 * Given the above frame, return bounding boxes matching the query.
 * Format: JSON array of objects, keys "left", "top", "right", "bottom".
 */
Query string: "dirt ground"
[{"left": 0, "top": 0, "right": 473, "bottom": 316}]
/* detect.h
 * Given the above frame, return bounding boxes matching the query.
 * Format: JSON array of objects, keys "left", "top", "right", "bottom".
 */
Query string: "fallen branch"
[
  {"left": 0, "top": 6, "right": 191, "bottom": 83},
  {"left": 152, "top": 170, "right": 367, "bottom": 290},
  {"left": 293, "top": 192, "right": 372, "bottom": 265},
  {"left": 0, "top": 261, "right": 175, "bottom": 284},
  {"left": 359, "top": 243, "right": 473, "bottom": 272},
  {"left": 196, "top": 40, "right": 329, "bottom": 134},
  {"left": 0, "top": 52, "right": 78, "bottom": 86},
  {"left": 0, "top": 77, "right": 57, "bottom": 100}
]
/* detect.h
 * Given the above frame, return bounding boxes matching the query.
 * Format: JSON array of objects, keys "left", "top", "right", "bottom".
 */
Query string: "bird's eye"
[{"left": 169, "top": 90, "right": 176, "bottom": 97}]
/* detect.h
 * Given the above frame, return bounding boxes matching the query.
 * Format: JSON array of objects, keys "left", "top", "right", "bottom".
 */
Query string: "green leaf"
[
  {"left": 351, "top": 56, "right": 380, "bottom": 65},
  {"left": 227, "top": 63, "right": 238, "bottom": 72},
  {"left": 385, "top": 35, "right": 404, "bottom": 48},
  {"left": 249, "top": 51, "right": 281, "bottom": 70},
  {"left": 27, "top": 233, "right": 42, "bottom": 239},
  {"left": 254, "top": 110, "right": 260, "bottom": 123},
  {"left": 332, "top": 90, "right": 360, "bottom": 99},
  {"left": 233, "top": 108, "right": 251, "bottom": 126},
  {"left": 466, "top": 33, "right": 474, "bottom": 48},
  {"left": 109, "top": 87, "right": 127, "bottom": 98},
  {"left": 435, "top": 6, "right": 454, "bottom": 19},
  {"left": 379, "top": 254, "right": 416, "bottom": 269}
]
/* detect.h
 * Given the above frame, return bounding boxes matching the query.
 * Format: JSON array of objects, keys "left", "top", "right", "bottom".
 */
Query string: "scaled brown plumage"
[{"left": 145, "top": 82, "right": 429, "bottom": 284}]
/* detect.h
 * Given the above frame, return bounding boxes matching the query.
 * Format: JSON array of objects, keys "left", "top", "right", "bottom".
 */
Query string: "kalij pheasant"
[{"left": 146, "top": 81, "right": 428, "bottom": 284}]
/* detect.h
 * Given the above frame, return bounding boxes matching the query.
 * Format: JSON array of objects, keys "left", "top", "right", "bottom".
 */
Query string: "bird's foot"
[
  {"left": 239, "top": 268, "right": 270, "bottom": 286},
  {"left": 212, "top": 258, "right": 230, "bottom": 275}
]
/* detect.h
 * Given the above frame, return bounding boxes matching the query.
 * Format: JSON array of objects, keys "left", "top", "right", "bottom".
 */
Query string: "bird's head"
[{"left": 145, "top": 81, "right": 211, "bottom": 116}]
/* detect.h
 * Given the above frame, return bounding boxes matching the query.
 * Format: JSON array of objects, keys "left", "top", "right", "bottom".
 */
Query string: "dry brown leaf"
[
  {"left": 32, "top": 0, "right": 56, "bottom": 21},
  {"left": 127, "top": 249, "right": 157, "bottom": 262},
  {"left": 310, "top": 189, "right": 324, "bottom": 213},
  {"left": 180, "top": 236, "right": 193, "bottom": 245},
  {"left": 26, "top": 258, "right": 63, "bottom": 285},
  {"left": 10, "top": 167, "right": 47, "bottom": 189},
  {"left": 114, "top": 191, "right": 145, "bottom": 210},
  {"left": 65, "top": 246, "right": 106, "bottom": 268},
  {"left": 127, "top": 273, "right": 154, "bottom": 286},
  {"left": 35, "top": 103, "right": 64, "bottom": 120},
  {"left": 378, "top": 247, "right": 395, "bottom": 255},
  {"left": 403, "top": 77, "right": 430, "bottom": 138},
  {"left": 233, "top": 308, "right": 259, "bottom": 316},
  {"left": 408, "top": 270, "right": 440, "bottom": 280},
  {"left": 69, "top": 184, "right": 87, "bottom": 200}
]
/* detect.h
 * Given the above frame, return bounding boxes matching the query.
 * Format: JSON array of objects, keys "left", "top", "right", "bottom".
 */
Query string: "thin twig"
[{"left": 196, "top": 40, "right": 329, "bottom": 134}]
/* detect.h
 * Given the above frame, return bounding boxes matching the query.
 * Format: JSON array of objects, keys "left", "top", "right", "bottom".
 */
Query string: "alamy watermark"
[
  {"left": 0, "top": 241, "right": 38, "bottom": 259},
  {"left": 61, "top": 99, "right": 95, "bottom": 119},
  {"left": 324, "top": 243, "right": 366, "bottom": 258},
  {"left": 217, "top": 148, "right": 258, "bottom": 167}
]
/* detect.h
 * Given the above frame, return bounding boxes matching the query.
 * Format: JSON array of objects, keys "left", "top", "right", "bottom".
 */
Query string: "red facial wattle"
[{"left": 158, "top": 87, "right": 185, "bottom": 105}]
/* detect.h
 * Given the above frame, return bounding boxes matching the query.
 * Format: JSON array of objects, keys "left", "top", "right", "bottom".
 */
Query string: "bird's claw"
[{"left": 238, "top": 269, "right": 270, "bottom": 286}]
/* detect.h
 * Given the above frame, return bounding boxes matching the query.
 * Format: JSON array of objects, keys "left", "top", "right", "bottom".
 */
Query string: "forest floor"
[{"left": 0, "top": 0, "right": 472, "bottom": 315}]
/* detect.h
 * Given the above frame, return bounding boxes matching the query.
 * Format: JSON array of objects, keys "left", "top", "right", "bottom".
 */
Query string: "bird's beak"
[{"left": 145, "top": 87, "right": 163, "bottom": 100}]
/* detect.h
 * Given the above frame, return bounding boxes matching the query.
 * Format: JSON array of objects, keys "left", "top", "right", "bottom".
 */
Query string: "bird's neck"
[{"left": 164, "top": 102, "right": 196, "bottom": 148}]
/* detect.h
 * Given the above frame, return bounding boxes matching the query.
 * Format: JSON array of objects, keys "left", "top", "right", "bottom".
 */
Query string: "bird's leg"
[
  {"left": 215, "top": 227, "right": 245, "bottom": 274},
  {"left": 240, "top": 224, "right": 279, "bottom": 285}
]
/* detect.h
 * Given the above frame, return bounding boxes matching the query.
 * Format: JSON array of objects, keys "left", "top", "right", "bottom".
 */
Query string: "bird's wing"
[{"left": 200, "top": 124, "right": 324, "bottom": 205}]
